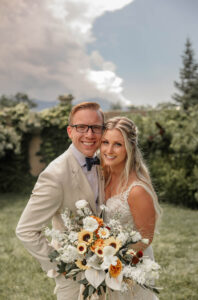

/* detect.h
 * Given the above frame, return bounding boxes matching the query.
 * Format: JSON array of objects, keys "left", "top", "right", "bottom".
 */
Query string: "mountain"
[{"left": 33, "top": 98, "right": 111, "bottom": 112}]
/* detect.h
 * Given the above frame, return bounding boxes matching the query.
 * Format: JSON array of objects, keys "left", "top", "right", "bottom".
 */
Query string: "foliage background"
[{"left": 1, "top": 98, "right": 197, "bottom": 208}]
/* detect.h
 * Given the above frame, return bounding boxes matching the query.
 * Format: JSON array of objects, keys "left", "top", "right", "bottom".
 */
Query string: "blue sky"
[
  {"left": 0, "top": 0, "right": 198, "bottom": 108},
  {"left": 89, "top": 0, "right": 198, "bottom": 105}
]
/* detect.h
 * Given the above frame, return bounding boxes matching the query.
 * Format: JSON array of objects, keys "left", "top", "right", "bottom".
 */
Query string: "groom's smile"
[{"left": 67, "top": 108, "right": 103, "bottom": 157}]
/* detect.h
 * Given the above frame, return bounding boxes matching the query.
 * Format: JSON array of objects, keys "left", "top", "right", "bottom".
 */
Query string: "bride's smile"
[{"left": 101, "top": 128, "right": 127, "bottom": 171}]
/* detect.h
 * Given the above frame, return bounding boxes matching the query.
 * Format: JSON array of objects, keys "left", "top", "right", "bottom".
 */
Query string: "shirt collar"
[{"left": 70, "top": 144, "right": 87, "bottom": 167}]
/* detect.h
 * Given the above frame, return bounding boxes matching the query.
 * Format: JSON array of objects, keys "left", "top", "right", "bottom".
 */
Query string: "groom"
[{"left": 16, "top": 102, "right": 105, "bottom": 300}]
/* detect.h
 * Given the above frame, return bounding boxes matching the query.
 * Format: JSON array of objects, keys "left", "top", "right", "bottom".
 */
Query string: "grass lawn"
[{"left": 0, "top": 194, "right": 197, "bottom": 300}]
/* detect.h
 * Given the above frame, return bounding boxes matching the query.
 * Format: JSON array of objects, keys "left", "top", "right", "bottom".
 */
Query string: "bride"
[{"left": 100, "top": 116, "right": 162, "bottom": 300}]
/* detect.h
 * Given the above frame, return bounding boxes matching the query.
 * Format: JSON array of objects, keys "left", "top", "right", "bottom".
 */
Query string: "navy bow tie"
[{"left": 85, "top": 156, "right": 100, "bottom": 171}]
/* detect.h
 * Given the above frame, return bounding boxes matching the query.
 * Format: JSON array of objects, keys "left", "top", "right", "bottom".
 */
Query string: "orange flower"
[
  {"left": 91, "top": 216, "right": 104, "bottom": 228},
  {"left": 109, "top": 259, "right": 122, "bottom": 278},
  {"left": 91, "top": 238, "right": 105, "bottom": 252}
]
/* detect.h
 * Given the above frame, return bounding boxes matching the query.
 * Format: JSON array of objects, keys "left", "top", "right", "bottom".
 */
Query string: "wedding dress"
[{"left": 104, "top": 181, "right": 159, "bottom": 300}]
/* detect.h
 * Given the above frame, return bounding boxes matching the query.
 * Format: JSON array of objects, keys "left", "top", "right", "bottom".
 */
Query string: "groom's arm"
[{"left": 16, "top": 167, "right": 63, "bottom": 273}]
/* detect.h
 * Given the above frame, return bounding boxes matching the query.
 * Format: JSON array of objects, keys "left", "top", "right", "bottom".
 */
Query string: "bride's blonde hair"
[{"left": 102, "top": 116, "right": 162, "bottom": 228}]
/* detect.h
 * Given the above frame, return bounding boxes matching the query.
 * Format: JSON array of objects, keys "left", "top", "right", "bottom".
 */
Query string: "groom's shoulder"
[{"left": 42, "top": 147, "right": 75, "bottom": 176}]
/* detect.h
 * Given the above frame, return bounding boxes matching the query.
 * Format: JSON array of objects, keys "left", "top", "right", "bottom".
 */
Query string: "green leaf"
[
  {"left": 83, "top": 285, "right": 89, "bottom": 299},
  {"left": 78, "top": 278, "right": 89, "bottom": 285},
  {"left": 48, "top": 250, "right": 59, "bottom": 262},
  {"left": 88, "top": 285, "right": 95, "bottom": 296},
  {"left": 57, "top": 262, "right": 66, "bottom": 273}
]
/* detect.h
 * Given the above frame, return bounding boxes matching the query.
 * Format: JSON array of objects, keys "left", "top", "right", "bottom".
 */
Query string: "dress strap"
[{"left": 124, "top": 181, "right": 154, "bottom": 201}]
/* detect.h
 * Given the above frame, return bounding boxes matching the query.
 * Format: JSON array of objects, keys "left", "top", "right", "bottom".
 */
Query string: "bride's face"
[{"left": 100, "top": 128, "right": 127, "bottom": 169}]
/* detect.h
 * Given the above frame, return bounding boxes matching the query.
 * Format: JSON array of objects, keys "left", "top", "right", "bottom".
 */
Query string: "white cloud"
[{"left": 0, "top": 0, "right": 134, "bottom": 105}]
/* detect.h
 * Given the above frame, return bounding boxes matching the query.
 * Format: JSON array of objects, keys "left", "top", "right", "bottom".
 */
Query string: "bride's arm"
[{"left": 127, "top": 185, "right": 156, "bottom": 252}]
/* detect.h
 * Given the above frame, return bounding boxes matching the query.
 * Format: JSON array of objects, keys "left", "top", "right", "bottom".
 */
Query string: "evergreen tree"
[{"left": 173, "top": 38, "right": 198, "bottom": 110}]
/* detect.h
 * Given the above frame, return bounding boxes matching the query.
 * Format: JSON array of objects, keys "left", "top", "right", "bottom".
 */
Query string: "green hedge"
[
  {"left": 126, "top": 106, "right": 198, "bottom": 208},
  {"left": 0, "top": 102, "right": 71, "bottom": 193},
  {"left": 0, "top": 101, "right": 197, "bottom": 208}
]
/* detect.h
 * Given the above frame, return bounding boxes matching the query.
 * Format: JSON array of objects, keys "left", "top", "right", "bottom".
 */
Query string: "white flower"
[
  {"left": 68, "top": 231, "right": 78, "bottom": 243},
  {"left": 105, "top": 272, "right": 123, "bottom": 291},
  {"left": 142, "top": 238, "right": 149, "bottom": 244},
  {"left": 101, "top": 246, "right": 117, "bottom": 270},
  {"left": 83, "top": 217, "right": 98, "bottom": 232},
  {"left": 59, "top": 245, "right": 78, "bottom": 263},
  {"left": 100, "top": 204, "right": 109, "bottom": 211},
  {"left": 117, "top": 232, "right": 128, "bottom": 244},
  {"left": 131, "top": 231, "right": 142, "bottom": 242},
  {"left": 123, "top": 265, "right": 146, "bottom": 285},
  {"left": 103, "top": 246, "right": 116, "bottom": 257},
  {"left": 61, "top": 213, "right": 72, "bottom": 229},
  {"left": 107, "top": 219, "right": 122, "bottom": 235},
  {"left": 75, "top": 199, "right": 88, "bottom": 209},
  {"left": 77, "top": 209, "right": 84, "bottom": 217},
  {"left": 98, "top": 227, "right": 110, "bottom": 239},
  {"left": 44, "top": 228, "right": 66, "bottom": 242},
  {"left": 123, "top": 258, "right": 160, "bottom": 286},
  {"left": 126, "top": 249, "right": 136, "bottom": 256},
  {"left": 84, "top": 207, "right": 92, "bottom": 216},
  {"left": 87, "top": 254, "right": 102, "bottom": 270}
]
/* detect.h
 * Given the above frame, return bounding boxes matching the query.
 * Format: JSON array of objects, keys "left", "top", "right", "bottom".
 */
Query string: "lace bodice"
[
  {"left": 105, "top": 185, "right": 134, "bottom": 226},
  {"left": 105, "top": 181, "right": 154, "bottom": 227}
]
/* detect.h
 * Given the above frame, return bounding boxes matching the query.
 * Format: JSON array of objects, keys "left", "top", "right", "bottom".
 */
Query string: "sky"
[{"left": 0, "top": 0, "right": 198, "bottom": 109}]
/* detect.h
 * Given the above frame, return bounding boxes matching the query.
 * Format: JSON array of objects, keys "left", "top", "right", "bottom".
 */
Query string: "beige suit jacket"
[{"left": 16, "top": 147, "right": 105, "bottom": 273}]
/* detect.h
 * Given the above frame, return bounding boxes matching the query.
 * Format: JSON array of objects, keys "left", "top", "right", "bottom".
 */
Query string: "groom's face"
[{"left": 67, "top": 109, "right": 103, "bottom": 157}]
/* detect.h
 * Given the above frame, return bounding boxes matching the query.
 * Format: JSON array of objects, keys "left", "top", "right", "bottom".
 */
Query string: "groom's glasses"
[{"left": 70, "top": 124, "right": 105, "bottom": 134}]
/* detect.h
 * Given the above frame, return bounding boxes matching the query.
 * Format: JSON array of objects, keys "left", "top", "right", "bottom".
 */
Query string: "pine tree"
[{"left": 173, "top": 38, "right": 198, "bottom": 110}]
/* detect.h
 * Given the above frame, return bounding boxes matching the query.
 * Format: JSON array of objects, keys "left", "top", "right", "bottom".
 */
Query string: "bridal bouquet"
[{"left": 45, "top": 200, "right": 160, "bottom": 299}]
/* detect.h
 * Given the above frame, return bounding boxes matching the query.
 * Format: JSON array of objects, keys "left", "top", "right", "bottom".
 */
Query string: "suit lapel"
[
  {"left": 96, "top": 165, "right": 105, "bottom": 216},
  {"left": 68, "top": 150, "right": 97, "bottom": 214}
]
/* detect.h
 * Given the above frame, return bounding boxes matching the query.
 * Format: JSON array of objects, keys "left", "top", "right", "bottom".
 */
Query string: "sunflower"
[
  {"left": 109, "top": 258, "right": 122, "bottom": 278},
  {"left": 105, "top": 237, "right": 122, "bottom": 252},
  {"left": 91, "top": 238, "right": 105, "bottom": 252},
  {"left": 75, "top": 259, "right": 89, "bottom": 270},
  {"left": 77, "top": 242, "right": 87, "bottom": 254},
  {"left": 78, "top": 230, "right": 93, "bottom": 244},
  {"left": 95, "top": 246, "right": 104, "bottom": 257}
]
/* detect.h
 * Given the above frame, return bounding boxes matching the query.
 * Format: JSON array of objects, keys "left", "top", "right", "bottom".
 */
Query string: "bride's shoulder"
[{"left": 127, "top": 182, "right": 154, "bottom": 210}]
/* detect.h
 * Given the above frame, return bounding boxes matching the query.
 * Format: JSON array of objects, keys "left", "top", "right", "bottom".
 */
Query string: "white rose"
[
  {"left": 75, "top": 199, "right": 88, "bottom": 209},
  {"left": 83, "top": 216, "right": 99, "bottom": 232}
]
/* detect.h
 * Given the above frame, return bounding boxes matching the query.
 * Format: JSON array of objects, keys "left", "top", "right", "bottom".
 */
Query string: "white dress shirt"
[{"left": 70, "top": 144, "right": 99, "bottom": 204}]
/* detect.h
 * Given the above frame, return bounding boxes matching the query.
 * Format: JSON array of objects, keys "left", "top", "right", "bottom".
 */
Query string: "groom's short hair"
[{"left": 68, "top": 102, "right": 104, "bottom": 124}]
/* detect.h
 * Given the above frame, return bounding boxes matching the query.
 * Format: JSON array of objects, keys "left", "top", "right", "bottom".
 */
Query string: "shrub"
[{"left": 126, "top": 106, "right": 198, "bottom": 208}]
